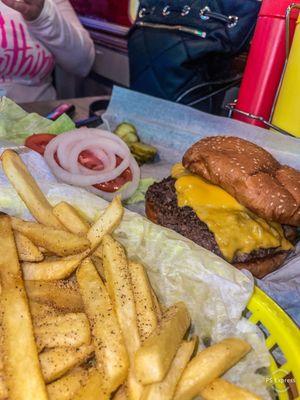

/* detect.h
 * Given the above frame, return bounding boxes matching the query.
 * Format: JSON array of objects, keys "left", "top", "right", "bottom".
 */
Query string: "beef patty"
[{"left": 145, "top": 177, "right": 298, "bottom": 265}]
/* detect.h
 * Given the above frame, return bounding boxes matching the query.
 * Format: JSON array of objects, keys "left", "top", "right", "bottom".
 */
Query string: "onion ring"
[
  {"left": 66, "top": 138, "right": 129, "bottom": 178},
  {"left": 44, "top": 128, "right": 140, "bottom": 201}
]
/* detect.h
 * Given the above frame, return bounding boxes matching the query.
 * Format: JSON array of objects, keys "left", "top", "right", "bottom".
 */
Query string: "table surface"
[{"left": 21, "top": 96, "right": 107, "bottom": 121}]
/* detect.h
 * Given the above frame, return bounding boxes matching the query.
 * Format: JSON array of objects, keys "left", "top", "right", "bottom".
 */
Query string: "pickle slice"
[
  {"left": 130, "top": 142, "right": 158, "bottom": 163},
  {"left": 114, "top": 123, "right": 139, "bottom": 146}
]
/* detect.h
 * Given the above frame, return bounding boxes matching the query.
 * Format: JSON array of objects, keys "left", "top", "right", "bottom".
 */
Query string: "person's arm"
[{"left": 26, "top": 0, "right": 95, "bottom": 77}]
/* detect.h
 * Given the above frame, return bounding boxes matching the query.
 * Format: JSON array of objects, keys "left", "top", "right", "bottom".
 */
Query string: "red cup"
[{"left": 233, "top": 0, "right": 299, "bottom": 127}]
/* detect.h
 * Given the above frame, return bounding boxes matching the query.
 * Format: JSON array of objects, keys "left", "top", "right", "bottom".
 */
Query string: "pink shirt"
[{"left": 0, "top": 0, "right": 95, "bottom": 102}]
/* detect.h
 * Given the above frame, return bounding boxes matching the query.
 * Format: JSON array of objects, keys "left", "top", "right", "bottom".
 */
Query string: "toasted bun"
[
  {"left": 234, "top": 252, "right": 288, "bottom": 279},
  {"left": 183, "top": 136, "right": 300, "bottom": 226}
]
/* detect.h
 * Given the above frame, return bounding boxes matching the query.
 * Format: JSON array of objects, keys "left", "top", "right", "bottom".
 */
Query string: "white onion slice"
[
  {"left": 66, "top": 138, "right": 129, "bottom": 179},
  {"left": 44, "top": 128, "right": 140, "bottom": 201},
  {"left": 45, "top": 134, "right": 129, "bottom": 186}
]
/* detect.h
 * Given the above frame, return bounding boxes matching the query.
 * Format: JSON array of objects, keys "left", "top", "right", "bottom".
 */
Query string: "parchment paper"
[
  {"left": 102, "top": 86, "right": 300, "bottom": 326},
  {"left": 0, "top": 145, "right": 271, "bottom": 399}
]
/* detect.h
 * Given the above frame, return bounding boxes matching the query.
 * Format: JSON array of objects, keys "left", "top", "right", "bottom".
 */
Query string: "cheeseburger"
[{"left": 146, "top": 136, "right": 300, "bottom": 278}]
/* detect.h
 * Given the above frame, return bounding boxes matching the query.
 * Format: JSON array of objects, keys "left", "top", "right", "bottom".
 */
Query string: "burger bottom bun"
[{"left": 234, "top": 252, "right": 288, "bottom": 279}]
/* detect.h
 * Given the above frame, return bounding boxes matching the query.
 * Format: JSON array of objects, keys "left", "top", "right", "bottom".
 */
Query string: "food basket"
[{"left": 246, "top": 287, "right": 300, "bottom": 399}]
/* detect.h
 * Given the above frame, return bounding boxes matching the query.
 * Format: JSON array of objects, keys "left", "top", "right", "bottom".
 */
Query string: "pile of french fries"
[{"left": 0, "top": 149, "right": 262, "bottom": 400}]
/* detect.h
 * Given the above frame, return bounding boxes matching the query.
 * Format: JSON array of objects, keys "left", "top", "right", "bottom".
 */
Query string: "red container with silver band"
[{"left": 233, "top": 0, "right": 299, "bottom": 128}]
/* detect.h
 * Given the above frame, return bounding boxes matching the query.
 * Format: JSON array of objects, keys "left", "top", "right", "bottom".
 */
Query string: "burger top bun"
[{"left": 182, "top": 136, "right": 300, "bottom": 226}]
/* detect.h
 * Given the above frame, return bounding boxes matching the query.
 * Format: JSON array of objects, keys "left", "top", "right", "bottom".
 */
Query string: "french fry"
[
  {"left": 11, "top": 217, "right": 90, "bottom": 256},
  {"left": 151, "top": 288, "right": 163, "bottom": 321},
  {"left": 0, "top": 339, "right": 7, "bottom": 400},
  {"left": 102, "top": 235, "right": 143, "bottom": 400},
  {"left": 0, "top": 215, "right": 48, "bottom": 399},
  {"left": 91, "top": 255, "right": 105, "bottom": 280},
  {"left": 40, "top": 344, "right": 94, "bottom": 383},
  {"left": 22, "top": 250, "right": 89, "bottom": 281},
  {"left": 0, "top": 318, "right": 4, "bottom": 372},
  {"left": 34, "top": 310, "right": 89, "bottom": 331},
  {"left": 72, "top": 368, "right": 109, "bottom": 400},
  {"left": 174, "top": 338, "right": 252, "bottom": 400},
  {"left": 14, "top": 231, "right": 44, "bottom": 262},
  {"left": 128, "top": 261, "right": 158, "bottom": 342},
  {"left": 76, "top": 258, "right": 129, "bottom": 393},
  {"left": 38, "top": 246, "right": 52, "bottom": 255},
  {"left": 200, "top": 378, "right": 262, "bottom": 400},
  {"left": 34, "top": 313, "right": 91, "bottom": 350},
  {"left": 25, "top": 280, "right": 84, "bottom": 312},
  {"left": 30, "top": 301, "right": 60, "bottom": 321},
  {"left": 1, "top": 149, "right": 63, "bottom": 229},
  {"left": 0, "top": 373, "right": 7, "bottom": 400},
  {"left": 53, "top": 202, "right": 90, "bottom": 236},
  {"left": 134, "top": 301, "right": 191, "bottom": 385},
  {"left": 87, "top": 196, "right": 123, "bottom": 249},
  {"left": 47, "top": 367, "right": 89, "bottom": 400},
  {"left": 141, "top": 338, "right": 196, "bottom": 400},
  {"left": 113, "top": 385, "right": 128, "bottom": 400},
  {"left": 93, "top": 244, "right": 103, "bottom": 259}
]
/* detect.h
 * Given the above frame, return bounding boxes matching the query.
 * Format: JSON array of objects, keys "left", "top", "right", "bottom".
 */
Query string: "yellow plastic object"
[
  {"left": 246, "top": 287, "right": 300, "bottom": 399},
  {"left": 272, "top": 15, "right": 300, "bottom": 137},
  {"left": 129, "top": 0, "right": 139, "bottom": 23}
]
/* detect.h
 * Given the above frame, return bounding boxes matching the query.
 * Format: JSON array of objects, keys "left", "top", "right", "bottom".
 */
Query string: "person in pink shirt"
[{"left": 0, "top": 0, "right": 95, "bottom": 102}]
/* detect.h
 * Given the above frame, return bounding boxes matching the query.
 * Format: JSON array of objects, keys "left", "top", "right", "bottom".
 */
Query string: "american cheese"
[{"left": 172, "top": 164, "right": 292, "bottom": 262}]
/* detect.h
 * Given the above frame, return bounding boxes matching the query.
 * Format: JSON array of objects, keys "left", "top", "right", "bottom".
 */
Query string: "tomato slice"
[
  {"left": 78, "top": 150, "right": 104, "bottom": 171},
  {"left": 79, "top": 153, "right": 132, "bottom": 193},
  {"left": 25, "top": 134, "right": 56, "bottom": 155},
  {"left": 25, "top": 134, "right": 132, "bottom": 193},
  {"left": 93, "top": 167, "right": 132, "bottom": 192}
]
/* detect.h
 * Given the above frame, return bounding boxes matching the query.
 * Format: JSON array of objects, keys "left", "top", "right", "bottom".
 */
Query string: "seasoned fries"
[
  {"left": 0, "top": 150, "right": 260, "bottom": 400},
  {"left": 174, "top": 338, "right": 251, "bottom": 400},
  {"left": 53, "top": 202, "right": 90, "bottom": 236},
  {"left": 30, "top": 301, "right": 60, "bottom": 320},
  {"left": 135, "top": 302, "right": 191, "bottom": 384},
  {"left": 0, "top": 215, "right": 48, "bottom": 400},
  {"left": 1, "top": 149, "right": 63, "bottom": 229},
  {"left": 72, "top": 368, "right": 109, "bottom": 400},
  {"left": 87, "top": 196, "right": 123, "bottom": 249},
  {"left": 103, "top": 235, "right": 143, "bottom": 399},
  {"left": 77, "top": 258, "right": 129, "bottom": 393},
  {"left": 91, "top": 254, "right": 105, "bottom": 280},
  {"left": 25, "top": 280, "right": 84, "bottom": 312},
  {"left": 11, "top": 217, "right": 90, "bottom": 256},
  {"left": 113, "top": 386, "right": 128, "bottom": 400},
  {"left": 34, "top": 313, "right": 91, "bottom": 350},
  {"left": 47, "top": 367, "right": 89, "bottom": 400},
  {"left": 141, "top": 338, "right": 196, "bottom": 400},
  {"left": 129, "top": 261, "right": 158, "bottom": 342},
  {"left": 151, "top": 287, "right": 163, "bottom": 321},
  {"left": 200, "top": 378, "right": 262, "bottom": 400},
  {"left": 0, "top": 374, "right": 7, "bottom": 400},
  {"left": 14, "top": 231, "right": 44, "bottom": 262},
  {"left": 40, "top": 345, "right": 94, "bottom": 383},
  {"left": 22, "top": 250, "right": 89, "bottom": 281}
]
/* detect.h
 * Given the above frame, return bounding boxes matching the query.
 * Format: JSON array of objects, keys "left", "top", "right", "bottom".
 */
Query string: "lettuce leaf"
[
  {"left": 125, "top": 178, "right": 156, "bottom": 205},
  {"left": 0, "top": 97, "right": 75, "bottom": 143}
]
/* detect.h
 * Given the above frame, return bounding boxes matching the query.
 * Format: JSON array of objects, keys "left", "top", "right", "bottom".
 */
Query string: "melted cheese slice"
[{"left": 172, "top": 164, "right": 292, "bottom": 262}]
